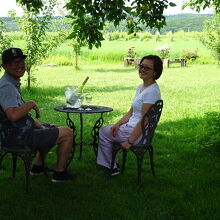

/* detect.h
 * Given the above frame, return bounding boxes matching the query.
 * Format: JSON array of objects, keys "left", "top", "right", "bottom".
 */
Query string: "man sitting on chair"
[{"left": 0, "top": 48, "right": 76, "bottom": 182}]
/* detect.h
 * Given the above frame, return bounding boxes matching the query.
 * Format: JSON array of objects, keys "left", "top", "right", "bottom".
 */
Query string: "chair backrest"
[
  {"left": 0, "top": 106, "right": 10, "bottom": 148},
  {"left": 137, "top": 100, "right": 163, "bottom": 146}
]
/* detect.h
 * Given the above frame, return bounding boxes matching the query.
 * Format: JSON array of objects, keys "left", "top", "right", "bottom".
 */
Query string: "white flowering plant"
[{"left": 155, "top": 45, "right": 171, "bottom": 59}]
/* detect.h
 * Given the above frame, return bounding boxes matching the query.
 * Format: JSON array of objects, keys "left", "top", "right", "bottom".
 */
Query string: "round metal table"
[{"left": 54, "top": 105, "right": 113, "bottom": 160}]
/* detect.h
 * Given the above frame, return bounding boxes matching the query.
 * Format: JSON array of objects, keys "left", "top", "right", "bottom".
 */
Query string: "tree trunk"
[
  {"left": 74, "top": 50, "right": 79, "bottom": 70},
  {"left": 27, "top": 67, "right": 31, "bottom": 90}
]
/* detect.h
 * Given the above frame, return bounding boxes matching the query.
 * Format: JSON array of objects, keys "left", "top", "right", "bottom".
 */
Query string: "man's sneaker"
[
  {"left": 104, "top": 167, "right": 120, "bottom": 176},
  {"left": 110, "top": 168, "right": 120, "bottom": 176},
  {"left": 30, "top": 164, "right": 54, "bottom": 175},
  {"left": 51, "top": 170, "right": 78, "bottom": 182}
]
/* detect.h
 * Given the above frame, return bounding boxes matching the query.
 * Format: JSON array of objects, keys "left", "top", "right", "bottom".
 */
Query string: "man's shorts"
[{"left": 25, "top": 127, "right": 59, "bottom": 151}]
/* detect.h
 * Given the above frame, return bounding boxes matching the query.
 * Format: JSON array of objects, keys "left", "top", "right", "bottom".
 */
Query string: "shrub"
[
  {"left": 108, "top": 32, "right": 120, "bottom": 41},
  {"left": 140, "top": 32, "right": 153, "bottom": 41},
  {"left": 181, "top": 49, "right": 199, "bottom": 60},
  {"left": 126, "top": 46, "right": 137, "bottom": 58},
  {"left": 155, "top": 45, "right": 171, "bottom": 59},
  {"left": 166, "top": 31, "right": 174, "bottom": 42},
  {"left": 154, "top": 31, "right": 161, "bottom": 41},
  {"left": 199, "top": 112, "right": 220, "bottom": 149}
]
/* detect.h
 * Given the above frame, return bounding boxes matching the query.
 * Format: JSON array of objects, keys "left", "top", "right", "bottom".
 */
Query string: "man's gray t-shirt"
[
  {"left": 0, "top": 73, "right": 24, "bottom": 110},
  {"left": 0, "top": 73, "right": 35, "bottom": 149}
]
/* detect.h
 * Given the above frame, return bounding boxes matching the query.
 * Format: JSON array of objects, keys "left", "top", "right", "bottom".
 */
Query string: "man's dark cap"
[{"left": 2, "top": 48, "right": 27, "bottom": 64}]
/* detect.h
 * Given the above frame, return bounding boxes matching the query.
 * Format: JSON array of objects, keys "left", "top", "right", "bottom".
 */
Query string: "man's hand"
[
  {"left": 110, "top": 124, "right": 120, "bottom": 137},
  {"left": 28, "top": 101, "right": 40, "bottom": 119},
  {"left": 34, "top": 121, "right": 45, "bottom": 128},
  {"left": 121, "top": 141, "right": 131, "bottom": 151}
]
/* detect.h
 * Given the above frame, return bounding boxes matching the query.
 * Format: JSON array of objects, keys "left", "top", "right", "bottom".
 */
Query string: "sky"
[{"left": 0, "top": 0, "right": 214, "bottom": 17}]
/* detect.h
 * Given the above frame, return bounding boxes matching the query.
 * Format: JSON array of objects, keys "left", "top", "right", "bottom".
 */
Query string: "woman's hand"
[
  {"left": 121, "top": 141, "right": 132, "bottom": 151},
  {"left": 110, "top": 124, "right": 120, "bottom": 137}
]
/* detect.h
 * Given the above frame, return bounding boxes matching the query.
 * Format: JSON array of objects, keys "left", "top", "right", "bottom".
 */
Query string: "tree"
[
  {"left": 16, "top": 0, "right": 219, "bottom": 49},
  {"left": 0, "top": 19, "right": 14, "bottom": 69},
  {"left": 200, "top": 15, "right": 220, "bottom": 63},
  {"left": 11, "top": 0, "right": 64, "bottom": 90},
  {"left": 182, "top": 0, "right": 220, "bottom": 14},
  {"left": 17, "top": 0, "right": 176, "bottom": 49},
  {"left": 61, "top": 17, "right": 87, "bottom": 70}
]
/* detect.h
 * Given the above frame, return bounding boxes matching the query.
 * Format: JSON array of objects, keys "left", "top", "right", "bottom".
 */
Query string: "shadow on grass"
[
  {"left": 22, "top": 85, "right": 136, "bottom": 98},
  {"left": 94, "top": 67, "right": 136, "bottom": 73},
  {"left": 1, "top": 98, "right": 219, "bottom": 219}
]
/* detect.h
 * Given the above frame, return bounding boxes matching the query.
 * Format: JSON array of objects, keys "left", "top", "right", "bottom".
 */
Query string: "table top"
[{"left": 54, "top": 105, "right": 113, "bottom": 114}]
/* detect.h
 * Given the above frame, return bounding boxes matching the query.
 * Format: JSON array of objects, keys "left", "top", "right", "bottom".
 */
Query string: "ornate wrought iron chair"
[
  {"left": 0, "top": 107, "right": 37, "bottom": 192},
  {"left": 111, "top": 100, "right": 163, "bottom": 184}
]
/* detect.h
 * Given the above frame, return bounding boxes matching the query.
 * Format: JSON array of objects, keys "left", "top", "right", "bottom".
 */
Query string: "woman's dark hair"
[{"left": 140, "top": 55, "right": 163, "bottom": 80}]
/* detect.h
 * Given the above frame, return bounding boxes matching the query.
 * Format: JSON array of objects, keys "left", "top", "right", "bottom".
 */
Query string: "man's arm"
[{"left": 5, "top": 101, "right": 40, "bottom": 122}]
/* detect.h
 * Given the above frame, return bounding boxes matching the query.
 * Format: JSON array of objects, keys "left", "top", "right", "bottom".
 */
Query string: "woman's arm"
[
  {"left": 121, "top": 103, "right": 153, "bottom": 150},
  {"left": 110, "top": 107, "right": 133, "bottom": 137}
]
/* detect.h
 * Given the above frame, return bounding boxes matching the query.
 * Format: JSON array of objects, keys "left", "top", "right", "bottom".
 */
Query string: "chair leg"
[
  {"left": 132, "top": 147, "right": 146, "bottom": 185},
  {"left": 148, "top": 145, "right": 155, "bottom": 177},
  {"left": 136, "top": 155, "right": 144, "bottom": 185},
  {"left": 0, "top": 152, "right": 8, "bottom": 169},
  {"left": 12, "top": 153, "right": 18, "bottom": 178},
  {"left": 22, "top": 153, "right": 34, "bottom": 192},
  {"left": 121, "top": 150, "right": 128, "bottom": 174}
]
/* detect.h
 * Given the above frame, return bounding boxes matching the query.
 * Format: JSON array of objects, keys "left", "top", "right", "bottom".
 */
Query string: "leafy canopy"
[
  {"left": 12, "top": 0, "right": 64, "bottom": 89},
  {"left": 16, "top": 0, "right": 219, "bottom": 49},
  {"left": 201, "top": 15, "right": 220, "bottom": 58}
]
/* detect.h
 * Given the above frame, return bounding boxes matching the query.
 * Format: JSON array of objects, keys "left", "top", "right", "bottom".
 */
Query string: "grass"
[
  {"left": 12, "top": 37, "right": 217, "bottom": 66},
  {"left": 0, "top": 62, "right": 220, "bottom": 219}
]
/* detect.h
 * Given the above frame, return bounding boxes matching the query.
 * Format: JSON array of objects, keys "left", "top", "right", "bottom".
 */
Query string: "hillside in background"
[
  {"left": 1, "top": 13, "right": 213, "bottom": 33},
  {"left": 161, "top": 14, "right": 213, "bottom": 33},
  {"left": 105, "top": 14, "right": 213, "bottom": 34}
]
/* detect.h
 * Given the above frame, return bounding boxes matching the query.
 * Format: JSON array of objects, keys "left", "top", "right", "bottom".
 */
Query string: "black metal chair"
[
  {"left": 0, "top": 107, "right": 37, "bottom": 192},
  {"left": 111, "top": 100, "right": 163, "bottom": 184}
]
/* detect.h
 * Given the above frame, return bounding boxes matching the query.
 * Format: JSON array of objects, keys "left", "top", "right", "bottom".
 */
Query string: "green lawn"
[
  {"left": 0, "top": 62, "right": 220, "bottom": 219},
  {"left": 12, "top": 37, "right": 216, "bottom": 65}
]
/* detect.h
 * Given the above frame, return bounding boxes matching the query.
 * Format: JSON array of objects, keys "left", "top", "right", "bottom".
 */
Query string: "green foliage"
[
  {"left": 154, "top": 31, "right": 161, "bottom": 42},
  {"left": 181, "top": 49, "right": 199, "bottom": 60},
  {"left": 64, "top": 0, "right": 175, "bottom": 49},
  {"left": 199, "top": 112, "right": 220, "bottom": 149},
  {"left": 200, "top": 15, "right": 220, "bottom": 61},
  {"left": 11, "top": 0, "right": 65, "bottom": 89},
  {"left": 126, "top": 46, "right": 137, "bottom": 58},
  {"left": 140, "top": 32, "right": 152, "bottom": 41},
  {"left": 173, "top": 30, "right": 186, "bottom": 40},
  {"left": 17, "top": 0, "right": 44, "bottom": 13},
  {"left": 183, "top": 0, "right": 220, "bottom": 14},
  {"left": 166, "top": 31, "right": 173, "bottom": 42},
  {"left": 155, "top": 45, "right": 171, "bottom": 59},
  {"left": 0, "top": 19, "right": 14, "bottom": 68},
  {"left": 15, "top": 0, "right": 220, "bottom": 49},
  {"left": 109, "top": 32, "right": 122, "bottom": 41},
  {"left": 1, "top": 63, "right": 219, "bottom": 219},
  {"left": 161, "top": 14, "right": 213, "bottom": 33}
]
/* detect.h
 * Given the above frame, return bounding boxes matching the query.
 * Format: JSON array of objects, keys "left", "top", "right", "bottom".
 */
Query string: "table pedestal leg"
[
  {"left": 66, "top": 113, "right": 77, "bottom": 166},
  {"left": 91, "top": 113, "right": 104, "bottom": 157}
]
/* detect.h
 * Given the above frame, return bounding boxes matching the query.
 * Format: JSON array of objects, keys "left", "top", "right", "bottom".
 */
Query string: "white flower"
[{"left": 155, "top": 45, "right": 171, "bottom": 52}]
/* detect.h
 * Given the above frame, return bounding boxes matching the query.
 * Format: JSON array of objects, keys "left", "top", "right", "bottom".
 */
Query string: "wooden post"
[{"left": 163, "top": 59, "right": 169, "bottom": 68}]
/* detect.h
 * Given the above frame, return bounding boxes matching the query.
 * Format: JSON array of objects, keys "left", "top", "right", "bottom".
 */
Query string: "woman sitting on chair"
[{"left": 96, "top": 55, "right": 163, "bottom": 176}]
